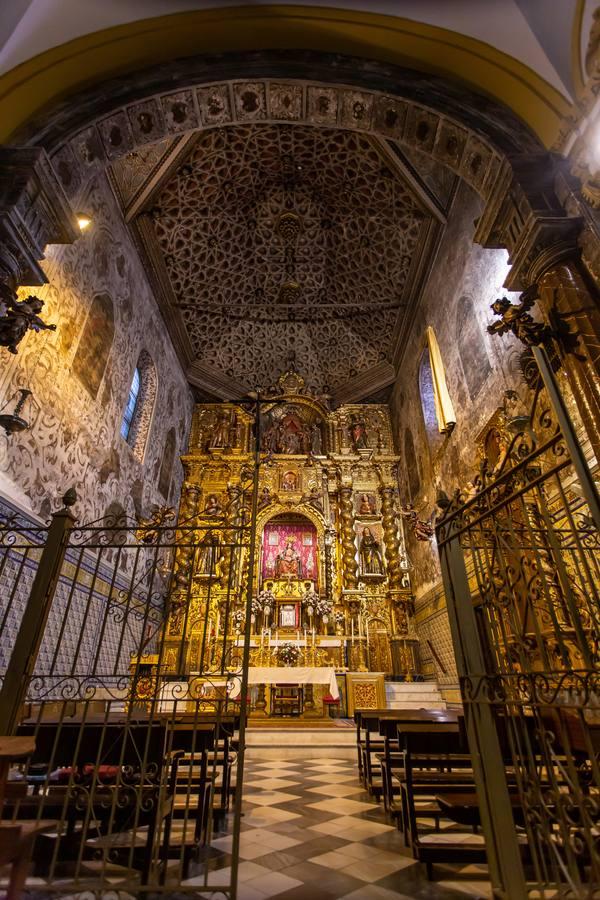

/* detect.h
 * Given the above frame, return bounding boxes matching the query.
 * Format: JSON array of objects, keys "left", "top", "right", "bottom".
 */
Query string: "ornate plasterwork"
[
  {"left": 146, "top": 123, "right": 428, "bottom": 393},
  {"left": 51, "top": 79, "right": 507, "bottom": 207}
]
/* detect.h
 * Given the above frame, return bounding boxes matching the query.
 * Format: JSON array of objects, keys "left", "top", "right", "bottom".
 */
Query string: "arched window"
[
  {"left": 158, "top": 427, "right": 176, "bottom": 499},
  {"left": 121, "top": 368, "right": 140, "bottom": 440},
  {"left": 120, "top": 351, "right": 157, "bottom": 461},
  {"left": 73, "top": 292, "right": 114, "bottom": 398},
  {"left": 419, "top": 326, "right": 456, "bottom": 453}
]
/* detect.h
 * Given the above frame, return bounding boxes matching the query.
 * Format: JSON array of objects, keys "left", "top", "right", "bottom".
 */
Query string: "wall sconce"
[
  {"left": 0, "top": 388, "right": 32, "bottom": 436},
  {"left": 76, "top": 212, "right": 92, "bottom": 232}
]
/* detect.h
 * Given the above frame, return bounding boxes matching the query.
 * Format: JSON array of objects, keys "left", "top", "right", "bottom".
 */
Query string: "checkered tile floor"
[{"left": 193, "top": 758, "right": 493, "bottom": 899}]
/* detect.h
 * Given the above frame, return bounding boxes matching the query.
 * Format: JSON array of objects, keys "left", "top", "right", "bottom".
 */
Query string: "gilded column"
[
  {"left": 380, "top": 487, "right": 402, "bottom": 590},
  {"left": 167, "top": 482, "right": 201, "bottom": 641},
  {"left": 339, "top": 487, "right": 358, "bottom": 589}
]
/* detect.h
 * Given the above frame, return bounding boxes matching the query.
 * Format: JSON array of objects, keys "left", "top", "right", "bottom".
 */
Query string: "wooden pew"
[
  {"left": 393, "top": 723, "right": 484, "bottom": 875},
  {"left": 0, "top": 736, "right": 56, "bottom": 899},
  {"left": 376, "top": 710, "right": 460, "bottom": 817},
  {"left": 12, "top": 714, "right": 228, "bottom": 883}
]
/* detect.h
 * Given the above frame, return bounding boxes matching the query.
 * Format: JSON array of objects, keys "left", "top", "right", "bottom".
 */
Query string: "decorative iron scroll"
[{"left": 436, "top": 349, "right": 600, "bottom": 898}]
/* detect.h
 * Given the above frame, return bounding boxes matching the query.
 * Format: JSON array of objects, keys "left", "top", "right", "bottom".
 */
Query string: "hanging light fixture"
[
  {"left": 0, "top": 388, "right": 32, "bottom": 436},
  {"left": 76, "top": 212, "right": 92, "bottom": 232}
]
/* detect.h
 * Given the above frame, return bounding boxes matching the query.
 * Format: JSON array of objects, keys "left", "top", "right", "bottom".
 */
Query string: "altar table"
[{"left": 232, "top": 667, "right": 339, "bottom": 699}]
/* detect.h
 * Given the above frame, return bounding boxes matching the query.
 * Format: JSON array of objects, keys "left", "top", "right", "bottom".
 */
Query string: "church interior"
[{"left": 0, "top": 3, "right": 600, "bottom": 898}]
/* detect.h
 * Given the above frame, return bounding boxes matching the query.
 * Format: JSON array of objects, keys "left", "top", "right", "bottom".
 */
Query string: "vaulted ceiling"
[{"left": 110, "top": 122, "right": 450, "bottom": 401}]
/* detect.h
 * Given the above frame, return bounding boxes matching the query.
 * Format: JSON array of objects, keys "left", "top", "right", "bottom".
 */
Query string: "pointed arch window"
[
  {"left": 121, "top": 367, "right": 141, "bottom": 440},
  {"left": 120, "top": 350, "right": 158, "bottom": 462}
]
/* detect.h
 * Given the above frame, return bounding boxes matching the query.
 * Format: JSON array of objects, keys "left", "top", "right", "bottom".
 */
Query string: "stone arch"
[
  {"left": 123, "top": 349, "right": 158, "bottom": 462},
  {"left": 51, "top": 77, "right": 512, "bottom": 209}
]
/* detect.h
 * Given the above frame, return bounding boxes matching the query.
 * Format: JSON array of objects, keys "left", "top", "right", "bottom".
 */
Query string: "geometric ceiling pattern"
[{"left": 150, "top": 124, "right": 433, "bottom": 394}]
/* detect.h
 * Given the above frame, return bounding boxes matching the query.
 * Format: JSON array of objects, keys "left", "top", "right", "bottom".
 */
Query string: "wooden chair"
[
  {"left": 0, "top": 736, "right": 56, "bottom": 899},
  {"left": 271, "top": 685, "right": 303, "bottom": 717}
]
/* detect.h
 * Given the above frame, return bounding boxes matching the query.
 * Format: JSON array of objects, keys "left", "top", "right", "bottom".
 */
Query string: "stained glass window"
[{"left": 120, "top": 367, "right": 141, "bottom": 441}]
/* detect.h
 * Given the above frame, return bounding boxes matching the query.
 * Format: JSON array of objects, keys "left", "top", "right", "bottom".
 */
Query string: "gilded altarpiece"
[{"left": 162, "top": 372, "right": 416, "bottom": 706}]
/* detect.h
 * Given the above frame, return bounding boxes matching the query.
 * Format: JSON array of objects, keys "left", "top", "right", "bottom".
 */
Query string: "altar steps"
[
  {"left": 385, "top": 681, "right": 446, "bottom": 710},
  {"left": 245, "top": 725, "right": 357, "bottom": 760}
]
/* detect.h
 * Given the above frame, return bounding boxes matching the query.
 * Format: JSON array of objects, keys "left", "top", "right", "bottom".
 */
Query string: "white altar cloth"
[{"left": 231, "top": 667, "right": 339, "bottom": 699}]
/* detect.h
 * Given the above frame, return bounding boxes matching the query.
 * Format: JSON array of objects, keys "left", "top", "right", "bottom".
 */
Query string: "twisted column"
[
  {"left": 339, "top": 487, "right": 358, "bottom": 589},
  {"left": 168, "top": 483, "right": 201, "bottom": 637},
  {"left": 380, "top": 487, "right": 402, "bottom": 590}
]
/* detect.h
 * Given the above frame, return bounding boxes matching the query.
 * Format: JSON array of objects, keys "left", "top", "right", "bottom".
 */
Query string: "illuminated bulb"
[{"left": 77, "top": 213, "right": 92, "bottom": 232}]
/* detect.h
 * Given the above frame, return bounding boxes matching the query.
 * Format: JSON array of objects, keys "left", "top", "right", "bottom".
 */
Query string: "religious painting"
[
  {"left": 356, "top": 523, "right": 386, "bottom": 578},
  {"left": 73, "top": 292, "right": 115, "bottom": 399},
  {"left": 262, "top": 518, "right": 318, "bottom": 584},
  {"left": 279, "top": 604, "right": 299, "bottom": 628},
  {"left": 355, "top": 492, "right": 377, "bottom": 517},
  {"left": 281, "top": 470, "right": 299, "bottom": 493}
]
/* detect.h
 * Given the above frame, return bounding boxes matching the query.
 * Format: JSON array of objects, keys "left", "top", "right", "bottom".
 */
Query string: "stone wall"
[
  {"left": 390, "top": 180, "right": 523, "bottom": 694},
  {"left": 0, "top": 171, "right": 193, "bottom": 525}
]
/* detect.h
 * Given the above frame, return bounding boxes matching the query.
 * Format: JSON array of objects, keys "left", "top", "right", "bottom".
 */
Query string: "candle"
[
  {"left": 312, "top": 627, "right": 315, "bottom": 643},
  {"left": 366, "top": 620, "right": 370, "bottom": 643},
  {"left": 304, "top": 628, "right": 307, "bottom": 645}
]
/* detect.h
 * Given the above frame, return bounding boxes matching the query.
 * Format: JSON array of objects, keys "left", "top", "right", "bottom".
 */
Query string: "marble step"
[
  {"left": 385, "top": 681, "right": 446, "bottom": 710},
  {"left": 245, "top": 726, "right": 356, "bottom": 760}
]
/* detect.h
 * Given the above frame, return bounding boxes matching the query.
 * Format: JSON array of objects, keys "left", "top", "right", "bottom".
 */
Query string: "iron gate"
[
  {"left": 437, "top": 346, "right": 600, "bottom": 900},
  {"left": 0, "top": 459, "right": 258, "bottom": 896}
]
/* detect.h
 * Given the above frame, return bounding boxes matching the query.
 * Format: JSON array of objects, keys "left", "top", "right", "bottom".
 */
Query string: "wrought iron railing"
[
  {"left": 437, "top": 346, "right": 600, "bottom": 899},
  {"left": 0, "top": 486, "right": 256, "bottom": 896}
]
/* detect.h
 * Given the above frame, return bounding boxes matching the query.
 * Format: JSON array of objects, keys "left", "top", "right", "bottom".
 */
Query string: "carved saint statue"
[
  {"left": 258, "top": 486, "right": 274, "bottom": 509},
  {"left": 203, "top": 493, "right": 222, "bottom": 516},
  {"left": 198, "top": 530, "right": 221, "bottom": 576},
  {"left": 310, "top": 422, "right": 323, "bottom": 455},
  {"left": 275, "top": 536, "right": 302, "bottom": 578},
  {"left": 349, "top": 416, "right": 368, "bottom": 450},
  {"left": 487, "top": 293, "right": 552, "bottom": 348},
  {"left": 0, "top": 294, "right": 56, "bottom": 354},
  {"left": 358, "top": 527, "right": 385, "bottom": 576},
  {"left": 210, "top": 411, "right": 230, "bottom": 448}
]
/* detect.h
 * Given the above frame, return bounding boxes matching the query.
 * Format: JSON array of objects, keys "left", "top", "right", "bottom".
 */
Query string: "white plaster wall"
[{"left": 0, "top": 0, "right": 572, "bottom": 99}]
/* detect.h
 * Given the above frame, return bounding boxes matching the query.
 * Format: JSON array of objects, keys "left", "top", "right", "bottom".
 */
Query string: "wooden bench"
[
  {"left": 12, "top": 714, "right": 234, "bottom": 883},
  {"left": 394, "top": 722, "right": 474, "bottom": 862},
  {"left": 0, "top": 736, "right": 56, "bottom": 899}
]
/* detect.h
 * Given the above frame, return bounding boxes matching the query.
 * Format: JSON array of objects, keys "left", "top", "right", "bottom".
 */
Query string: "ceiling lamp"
[{"left": 76, "top": 213, "right": 92, "bottom": 232}]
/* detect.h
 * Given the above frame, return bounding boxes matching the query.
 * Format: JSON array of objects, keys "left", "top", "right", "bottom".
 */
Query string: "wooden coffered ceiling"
[{"left": 109, "top": 121, "right": 455, "bottom": 402}]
